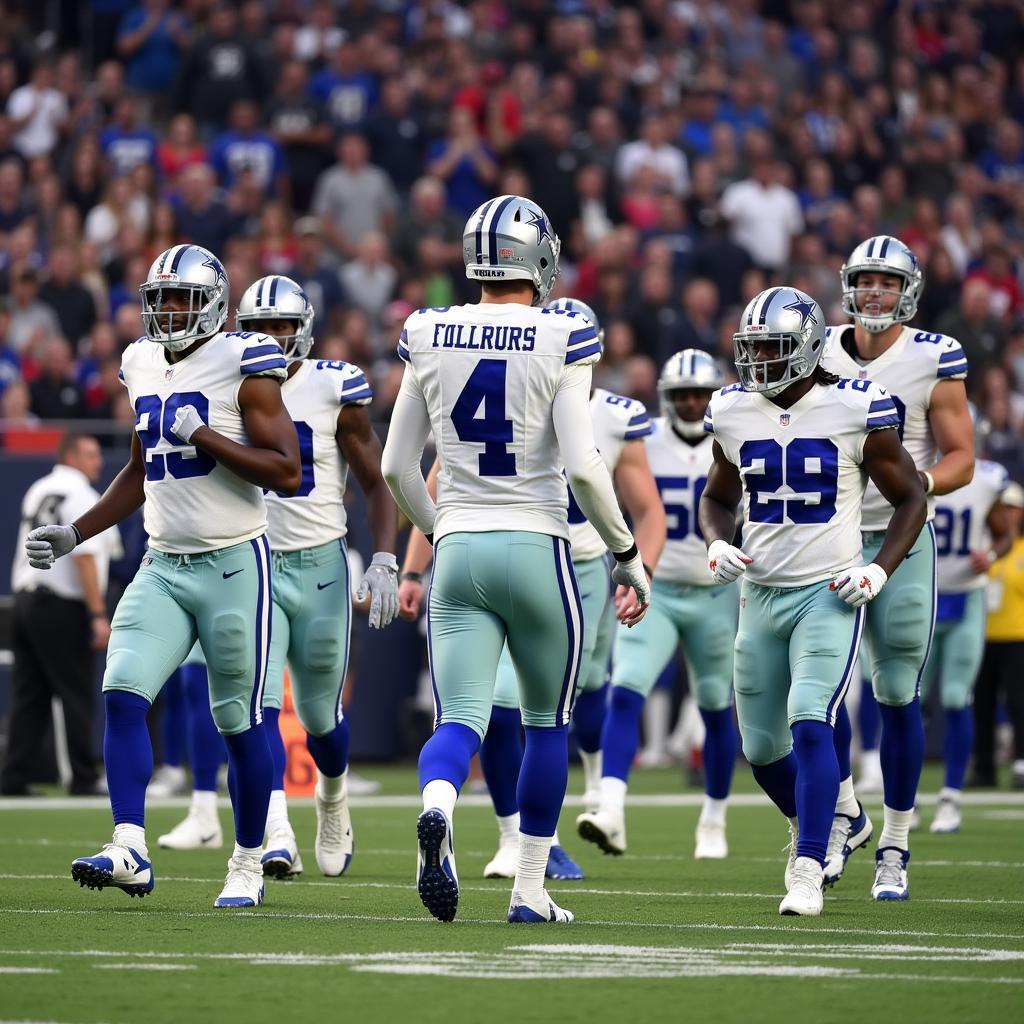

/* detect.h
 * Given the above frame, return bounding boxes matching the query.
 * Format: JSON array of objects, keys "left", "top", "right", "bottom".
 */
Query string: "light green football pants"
[{"left": 918, "top": 588, "right": 986, "bottom": 710}]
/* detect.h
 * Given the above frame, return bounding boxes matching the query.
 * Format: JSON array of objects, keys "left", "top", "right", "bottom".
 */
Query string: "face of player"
[
  {"left": 852, "top": 271, "right": 902, "bottom": 318},
  {"left": 149, "top": 286, "right": 195, "bottom": 335},
  {"left": 243, "top": 317, "right": 299, "bottom": 342},
  {"left": 668, "top": 388, "right": 713, "bottom": 423},
  {"left": 748, "top": 336, "right": 786, "bottom": 386}
]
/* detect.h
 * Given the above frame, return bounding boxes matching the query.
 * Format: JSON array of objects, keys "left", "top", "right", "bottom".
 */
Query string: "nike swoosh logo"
[
  {"left": 223, "top": 569, "right": 245, "bottom": 579},
  {"left": 317, "top": 580, "right": 337, "bottom": 590},
  {"left": 904, "top": 551, "right": 919, "bottom": 560},
  {"left": 200, "top": 833, "right": 218, "bottom": 844}
]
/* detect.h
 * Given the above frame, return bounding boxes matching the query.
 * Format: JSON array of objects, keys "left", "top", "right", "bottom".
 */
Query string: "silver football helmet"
[
  {"left": 734, "top": 286, "right": 826, "bottom": 397},
  {"left": 658, "top": 349, "right": 724, "bottom": 438},
  {"left": 139, "top": 244, "right": 228, "bottom": 351},
  {"left": 546, "top": 297, "right": 603, "bottom": 351},
  {"left": 237, "top": 275, "right": 314, "bottom": 362},
  {"left": 463, "top": 194, "right": 561, "bottom": 305},
  {"left": 840, "top": 235, "right": 923, "bottom": 334}
]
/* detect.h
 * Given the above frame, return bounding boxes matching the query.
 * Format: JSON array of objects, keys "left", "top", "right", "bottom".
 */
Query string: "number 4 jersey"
[
  {"left": 705, "top": 379, "right": 899, "bottom": 588},
  {"left": 265, "top": 359, "right": 373, "bottom": 551},
  {"left": 119, "top": 331, "right": 287, "bottom": 554}
]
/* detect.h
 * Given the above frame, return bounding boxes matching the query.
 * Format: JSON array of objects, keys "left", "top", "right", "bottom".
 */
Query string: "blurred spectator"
[
  {"left": 269, "top": 61, "right": 331, "bottom": 213},
  {"left": 616, "top": 113, "right": 690, "bottom": 198},
  {"left": 65, "top": 138, "right": 104, "bottom": 219},
  {"left": 209, "top": 100, "right": 287, "bottom": 200},
  {"left": 938, "top": 279, "right": 1007, "bottom": 376},
  {"left": 293, "top": 0, "right": 346, "bottom": 65},
  {"left": 309, "top": 39, "right": 377, "bottom": 133},
  {"left": 340, "top": 232, "right": 398, "bottom": 346},
  {"left": 100, "top": 95, "right": 157, "bottom": 176},
  {"left": 513, "top": 113, "right": 581, "bottom": 241},
  {"left": 8, "top": 269, "right": 60, "bottom": 355},
  {"left": 172, "top": 163, "right": 233, "bottom": 257},
  {"left": 0, "top": 159, "right": 32, "bottom": 234},
  {"left": 258, "top": 201, "right": 297, "bottom": 275},
  {"left": 366, "top": 75, "right": 427, "bottom": 196},
  {"left": 39, "top": 247, "right": 97, "bottom": 348},
  {"left": 29, "top": 336, "right": 87, "bottom": 420},
  {"left": 156, "top": 113, "right": 206, "bottom": 180},
  {"left": 117, "top": 0, "right": 188, "bottom": 98},
  {"left": 965, "top": 245, "right": 1024, "bottom": 321},
  {"left": 426, "top": 106, "right": 499, "bottom": 218},
  {"left": 6, "top": 60, "right": 67, "bottom": 160},
  {"left": 288, "top": 217, "right": 346, "bottom": 339},
  {"left": 721, "top": 158, "right": 803, "bottom": 273},
  {"left": 0, "top": 379, "right": 37, "bottom": 432},
  {"left": 940, "top": 194, "right": 982, "bottom": 278},
  {"left": 393, "top": 177, "right": 463, "bottom": 273}
]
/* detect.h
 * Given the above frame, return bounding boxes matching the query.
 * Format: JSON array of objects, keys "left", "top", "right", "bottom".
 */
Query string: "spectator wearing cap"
[
  {"left": 39, "top": 248, "right": 97, "bottom": 349},
  {"left": 6, "top": 61, "right": 68, "bottom": 161},
  {"left": 8, "top": 269, "right": 61, "bottom": 356},
  {"left": 100, "top": 95, "right": 158, "bottom": 177},
  {"left": 309, "top": 38, "right": 377, "bottom": 133},
  {"left": 288, "top": 218, "right": 346, "bottom": 338},
  {"left": 268, "top": 61, "right": 330, "bottom": 213},
  {"left": 425, "top": 106, "right": 499, "bottom": 218},
  {"left": 312, "top": 133, "right": 398, "bottom": 260},
  {"left": 172, "top": 163, "right": 233, "bottom": 256},
  {"left": 117, "top": 0, "right": 188, "bottom": 98},
  {"left": 29, "top": 336, "right": 86, "bottom": 420},
  {"left": 209, "top": 100, "right": 287, "bottom": 201}
]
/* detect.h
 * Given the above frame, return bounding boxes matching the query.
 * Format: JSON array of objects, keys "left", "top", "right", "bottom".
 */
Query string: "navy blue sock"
[
  {"left": 161, "top": 670, "right": 185, "bottom": 768},
  {"left": 943, "top": 707, "right": 973, "bottom": 791},
  {"left": 479, "top": 706, "right": 523, "bottom": 818},
  {"left": 418, "top": 722, "right": 480, "bottom": 792},
  {"left": 307, "top": 717, "right": 351, "bottom": 779},
  {"left": 750, "top": 752, "right": 798, "bottom": 819},
  {"left": 572, "top": 683, "right": 608, "bottom": 754},
  {"left": 601, "top": 686, "right": 646, "bottom": 782},
  {"left": 181, "top": 664, "right": 225, "bottom": 792},
  {"left": 792, "top": 721, "right": 840, "bottom": 865},
  {"left": 833, "top": 702, "right": 853, "bottom": 779},
  {"left": 262, "top": 708, "right": 287, "bottom": 791},
  {"left": 518, "top": 725, "right": 569, "bottom": 836},
  {"left": 222, "top": 725, "right": 272, "bottom": 848},
  {"left": 879, "top": 699, "right": 925, "bottom": 811},
  {"left": 858, "top": 681, "right": 880, "bottom": 751},
  {"left": 104, "top": 691, "right": 153, "bottom": 828},
  {"left": 700, "top": 707, "right": 736, "bottom": 800}
]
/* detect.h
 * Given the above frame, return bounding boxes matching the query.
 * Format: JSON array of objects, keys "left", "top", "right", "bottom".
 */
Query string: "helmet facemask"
[
  {"left": 841, "top": 269, "right": 918, "bottom": 334},
  {"left": 660, "top": 388, "right": 712, "bottom": 438},
  {"left": 734, "top": 328, "right": 810, "bottom": 397},
  {"left": 140, "top": 283, "right": 223, "bottom": 351}
]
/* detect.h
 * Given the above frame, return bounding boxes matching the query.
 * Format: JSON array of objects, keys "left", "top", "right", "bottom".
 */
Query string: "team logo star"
[
  {"left": 527, "top": 210, "right": 552, "bottom": 245},
  {"left": 202, "top": 253, "right": 226, "bottom": 284},
  {"left": 782, "top": 296, "right": 818, "bottom": 330}
]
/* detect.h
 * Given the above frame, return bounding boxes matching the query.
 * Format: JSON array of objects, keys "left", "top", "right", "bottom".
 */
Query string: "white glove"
[
  {"left": 170, "top": 404, "right": 205, "bottom": 443},
  {"left": 707, "top": 539, "right": 751, "bottom": 584},
  {"left": 356, "top": 551, "right": 400, "bottom": 629},
  {"left": 25, "top": 524, "right": 79, "bottom": 569},
  {"left": 611, "top": 549, "right": 651, "bottom": 610},
  {"left": 831, "top": 563, "right": 888, "bottom": 607}
]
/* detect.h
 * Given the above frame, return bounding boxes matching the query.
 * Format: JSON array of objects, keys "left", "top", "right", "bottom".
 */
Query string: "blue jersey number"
[
  {"left": 740, "top": 438, "right": 839, "bottom": 524},
  {"left": 135, "top": 392, "right": 216, "bottom": 481},
  {"left": 656, "top": 475, "right": 706, "bottom": 540},
  {"left": 933, "top": 506, "right": 971, "bottom": 557},
  {"left": 272, "top": 420, "right": 315, "bottom": 498},
  {"left": 451, "top": 359, "right": 516, "bottom": 477}
]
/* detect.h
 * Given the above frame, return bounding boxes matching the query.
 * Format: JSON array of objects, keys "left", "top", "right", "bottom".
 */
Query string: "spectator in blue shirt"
[
  {"left": 99, "top": 96, "right": 157, "bottom": 176},
  {"left": 209, "top": 100, "right": 287, "bottom": 200},
  {"left": 980, "top": 117, "right": 1024, "bottom": 214},
  {"left": 309, "top": 39, "right": 377, "bottom": 132},
  {"left": 425, "top": 106, "right": 499, "bottom": 218},
  {"left": 117, "top": 0, "right": 188, "bottom": 97},
  {"left": 288, "top": 216, "right": 346, "bottom": 339}
]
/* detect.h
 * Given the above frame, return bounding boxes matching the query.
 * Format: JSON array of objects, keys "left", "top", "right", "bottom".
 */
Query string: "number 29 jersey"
[
  {"left": 264, "top": 359, "right": 373, "bottom": 552},
  {"left": 398, "top": 303, "right": 601, "bottom": 542},
  {"left": 119, "top": 331, "right": 287, "bottom": 554},
  {"left": 705, "top": 379, "right": 899, "bottom": 588}
]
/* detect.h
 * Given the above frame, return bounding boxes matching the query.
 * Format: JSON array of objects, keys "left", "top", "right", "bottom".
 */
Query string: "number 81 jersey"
[{"left": 705, "top": 379, "right": 899, "bottom": 588}]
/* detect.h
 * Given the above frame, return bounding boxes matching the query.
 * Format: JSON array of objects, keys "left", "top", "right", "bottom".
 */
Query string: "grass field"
[{"left": 1, "top": 765, "right": 1022, "bottom": 1024}]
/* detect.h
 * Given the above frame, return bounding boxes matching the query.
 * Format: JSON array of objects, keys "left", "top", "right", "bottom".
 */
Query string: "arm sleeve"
[
  {"left": 553, "top": 363, "right": 634, "bottom": 554},
  {"left": 336, "top": 363, "right": 373, "bottom": 406},
  {"left": 622, "top": 402, "right": 653, "bottom": 440},
  {"left": 240, "top": 338, "right": 287, "bottom": 381},
  {"left": 380, "top": 367, "right": 436, "bottom": 536},
  {"left": 864, "top": 385, "right": 901, "bottom": 432},
  {"left": 936, "top": 338, "right": 968, "bottom": 379}
]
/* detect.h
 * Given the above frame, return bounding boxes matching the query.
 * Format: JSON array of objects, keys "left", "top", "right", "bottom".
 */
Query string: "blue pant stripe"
[
  {"left": 249, "top": 535, "right": 272, "bottom": 727},
  {"left": 334, "top": 538, "right": 352, "bottom": 727},
  {"left": 826, "top": 604, "right": 865, "bottom": 726},
  {"left": 552, "top": 538, "right": 583, "bottom": 726},
  {"left": 915, "top": 521, "right": 939, "bottom": 698}
]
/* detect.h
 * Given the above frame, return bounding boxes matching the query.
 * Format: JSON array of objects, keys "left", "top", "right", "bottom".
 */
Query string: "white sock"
[
  {"left": 113, "top": 823, "right": 147, "bottom": 854},
  {"left": 512, "top": 832, "right": 551, "bottom": 903},
  {"left": 599, "top": 776, "right": 627, "bottom": 812},
  {"left": 496, "top": 812, "right": 519, "bottom": 844},
  {"left": 700, "top": 796, "right": 727, "bottom": 826},
  {"left": 192, "top": 789, "right": 218, "bottom": 816},
  {"left": 422, "top": 779, "right": 458, "bottom": 820},
  {"left": 642, "top": 688, "right": 671, "bottom": 758},
  {"left": 860, "top": 748, "right": 881, "bottom": 773},
  {"left": 878, "top": 805, "right": 913, "bottom": 850},
  {"left": 939, "top": 786, "right": 961, "bottom": 803},
  {"left": 551, "top": 829, "right": 561, "bottom": 847},
  {"left": 317, "top": 769, "right": 346, "bottom": 800},
  {"left": 836, "top": 775, "right": 860, "bottom": 817},
  {"left": 579, "top": 749, "right": 602, "bottom": 793},
  {"left": 1014, "top": 759, "right": 1024, "bottom": 774},
  {"left": 233, "top": 842, "right": 262, "bottom": 863},
  {"left": 266, "top": 789, "right": 290, "bottom": 831}
]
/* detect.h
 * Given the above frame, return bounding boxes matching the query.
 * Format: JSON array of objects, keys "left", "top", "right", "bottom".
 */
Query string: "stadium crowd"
[{"left": 0, "top": 0, "right": 1021, "bottom": 480}]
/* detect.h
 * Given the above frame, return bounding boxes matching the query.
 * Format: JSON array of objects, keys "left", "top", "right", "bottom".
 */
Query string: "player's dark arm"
[
  {"left": 337, "top": 404, "right": 397, "bottom": 555},
  {"left": 698, "top": 440, "right": 743, "bottom": 545},
  {"left": 927, "top": 379, "right": 974, "bottom": 495},
  {"left": 72, "top": 432, "right": 146, "bottom": 542},
  {"left": 862, "top": 427, "right": 928, "bottom": 575},
  {"left": 190, "top": 377, "right": 301, "bottom": 494},
  {"left": 981, "top": 500, "right": 1014, "bottom": 567},
  {"left": 615, "top": 440, "right": 666, "bottom": 574}
]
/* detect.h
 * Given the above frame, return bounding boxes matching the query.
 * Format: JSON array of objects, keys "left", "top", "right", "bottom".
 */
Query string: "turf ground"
[{"left": 1, "top": 765, "right": 1022, "bottom": 1024}]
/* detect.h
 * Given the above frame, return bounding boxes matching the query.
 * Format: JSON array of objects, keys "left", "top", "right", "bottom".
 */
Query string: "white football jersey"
[
  {"left": 398, "top": 302, "right": 602, "bottom": 541},
  {"left": 265, "top": 359, "right": 373, "bottom": 552},
  {"left": 643, "top": 418, "right": 716, "bottom": 585},
  {"left": 119, "top": 330, "right": 287, "bottom": 554},
  {"left": 706, "top": 378, "right": 900, "bottom": 588},
  {"left": 822, "top": 325, "right": 968, "bottom": 530},
  {"left": 568, "top": 388, "right": 652, "bottom": 561},
  {"left": 934, "top": 459, "right": 1011, "bottom": 593}
]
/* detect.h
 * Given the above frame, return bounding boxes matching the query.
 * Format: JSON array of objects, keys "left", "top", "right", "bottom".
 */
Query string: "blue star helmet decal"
[
  {"left": 783, "top": 295, "right": 818, "bottom": 331},
  {"left": 527, "top": 209, "right": 552, "bottom": 245},
  {"left": 202, "top": 252, "right": 226, "bottom": 285}
]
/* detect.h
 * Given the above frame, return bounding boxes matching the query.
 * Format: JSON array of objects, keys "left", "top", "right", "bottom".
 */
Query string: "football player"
[
  {"left": 26, "top": 244, "right": 301, "bottom": 907},
  {"left": 577, "top": 349, "right": 739, "bottom": 861},
  {"left": 821, "top": 237, "right": 974, "bottom": 899},
  {"left": 381, "top": 195, "right": 650, "bottom": 924},
  {"left": 699, "top": 286, "right": 926, "bottom": 916}
]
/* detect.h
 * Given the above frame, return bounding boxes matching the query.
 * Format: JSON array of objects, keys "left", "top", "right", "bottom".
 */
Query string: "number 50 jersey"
[
  {"left": 705, "top": 379, "right": 899, "bottom": 588},
  {"left": 398, "top": 303, "right": 601, "bottom": 542},
  {"left": 119, "top": 330, "right": 287, "bottom": 554}
]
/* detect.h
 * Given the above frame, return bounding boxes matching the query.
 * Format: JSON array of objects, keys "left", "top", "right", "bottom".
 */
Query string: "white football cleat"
[
  {"left": 779, "top": 856, "right": 824, "bottom": 916},
  {"left": 822, "top": 802, "right": 873, "bottom": 886},
  {"left": 71, "top": 841, "right": 154, "bottom": 897},
  {"left": 345, "top": 770, "right": 381, "bottom": 796},
  {"left": 261, "top": 825, "right": 303, "bottom": 879},
  {"left": 581, "top": 788, "right": 600, "bottom": 815},
  {"left": 214, "top": 853, "right": 265, "bottom": 908},
  {"left": 872, "top": 846, "right": 910, "bottom": 901},
  {"left": 783, "top": 820, "right": 799, "bottom": 889},
  {"left": 416, "top": 808, "right": 459, "bottom": 921},
  {"left": 856, "top": 749, "right": 883, "bottom": 793},
  {"left": 483, "top": 838, "right": 518, "bottom": 879},
  {"left": 694, "top": 820, "right": 728, "bottom": 859},
  {"left": 315, "top": 784, "right": 354, "bottom": 876},
  {"left": 508, "top": 889, "right": 575, "bottom": 923},
  {"left": 147, "top": 764, "right": 187, "bottom": 798},
  {"left": 930, "top": 795, "right": 962, "bottom": 834},
  {"left": 909, "top": 806, "right": 922, "bottom": 832},
  {"left": 157, "top": 808, "right": 223, "bottom": 850},
  {"left": 576, "top": 808, "right": 626, "bottom": 855}
]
